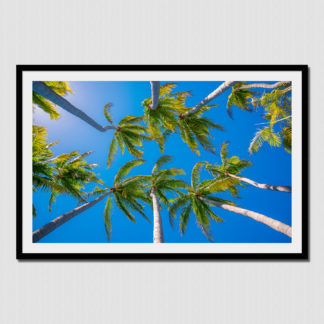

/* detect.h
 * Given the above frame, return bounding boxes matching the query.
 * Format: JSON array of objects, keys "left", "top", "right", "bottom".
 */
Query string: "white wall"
[{"left": 0, "top": 1, "right": 322, "bottom": 323}]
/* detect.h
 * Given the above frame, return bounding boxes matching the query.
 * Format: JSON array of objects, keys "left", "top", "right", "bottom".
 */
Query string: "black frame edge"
[{"left": 16, "top": 65, "right": 309, "bottom": 261}]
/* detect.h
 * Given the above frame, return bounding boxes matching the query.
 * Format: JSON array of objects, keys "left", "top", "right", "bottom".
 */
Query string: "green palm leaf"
[
  {"left": 227, "top": 82, "right": 254, "bottom": 119},
  {"left": 191, "top": 162, "right": 207, "bottom": 189},
  {"left": 152, "top": 155, "right": 172, "bottom": 174},
  {"left": 107, "top": 136, "right": 118, "bottom": 167},
  {"left": 114, "top": 159, "right": 145, "bottom": 185},
  {"left": 104, "top": 196, "right": 113, "bottom": 241},
  {"left": 249, "top": 126, "right": 281, "bottom": 154},
  {"left": 104, "top": 103, "right": 114, "bottom": 124},
  {"left": 220, "top": 141, "right": 229, "bottom": 163},
  {"left": 114, "top": 193, "right": 136, "bottom": 223},
  {"left": 179, "top": 202, "right": 192, "bottom": 235}
]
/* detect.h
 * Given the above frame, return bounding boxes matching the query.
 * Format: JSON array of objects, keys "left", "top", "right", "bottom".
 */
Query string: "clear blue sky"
[{"left": 33, "top": 81, "right": 291, "bottom": 243}]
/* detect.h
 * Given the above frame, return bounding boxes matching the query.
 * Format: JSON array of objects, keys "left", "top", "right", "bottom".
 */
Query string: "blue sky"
[{"left": 33, "top": 81, "right": 291, "bottom": 243}]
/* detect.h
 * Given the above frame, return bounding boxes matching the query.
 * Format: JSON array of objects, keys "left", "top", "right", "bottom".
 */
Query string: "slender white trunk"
[
  {"left": 33, "top": 191, "right": 111, "bottom": 242},
  {"left": 228, "top": 173, "right": 291, "bottom": 193},
  {"left": 150, "top": 81, "right": 160, "bottom": 110},
  {"left": 33, "top": 81, "right": 115, "bottom": 132},
  {"left": 181, "top": 81, "right": 238, "bottom": 117},
  {"left": 200, "top": 197, "right": 292, "bottom": 237},
  {"left": 235, "top": 81, "right": 291, "bottom": 91},
  {"left": 150, "top": 189, "right": 164, "bottom": 243}
]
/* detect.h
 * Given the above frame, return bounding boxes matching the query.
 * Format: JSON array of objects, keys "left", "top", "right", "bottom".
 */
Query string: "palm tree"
[
  {"left": 33, "top": 159, "right": 150, "bottom": 243},
  {"left": 206, "top": 142, "right": 291, "bottom": 193},
  {"left": 104, "top": 103, "right": 150, "bottom": 167},
  {"left": 138, "top": 155, "right": 187, "bottom": 243},
  {"left": 143, "top": 83, "right": 189, "bottom": 150},
  {"left": 176, "top": 81, "right": 290, "bottom": 118},
  {"left": 143, "top": 83, "right": 223, "bottom": 154},
  {"left": 33, "top": 81, "right": 114, "bottom": 132},
  {"left": 223, "top": 82, "right": 292, "bottom": 153},
  {"left": 226, "top": 82, "right": 255, "bottom": 119},
  {"left": 177, "top": 100, "right": 224, "bottom": 155},
  {"left": 170, "top": 162, "right": 292, "bottom": 240},
  {"left": 32, "top": 125, "right": 103, "bottom": 218}
]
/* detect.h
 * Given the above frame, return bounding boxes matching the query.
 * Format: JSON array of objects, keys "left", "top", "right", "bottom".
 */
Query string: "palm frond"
[
  {"left": 191, "top": 162, "right": 207, "bottom": 189},
  {"left": 114, "top": 193, "right": 136, "bottom": 223},
  {"left": 227, "top": 82, "right": 254, "bottom": 119},
  {"left": 104, "top": 103, "right": 114, "bottom": 124},
  {"left": 169, "top": 194, "right": 191, "bottom": 217},
  {"left": 119, "top": 116, "right": 143, "bottom": 126},
  {"left": 107, "top": 136, "right": 118, "bottom": 167},
  {"left": 199, "top": 199, "right": 223, "bottom": 223},
  {"left": 179, "top": 202, "right": 192, "bottom": 235},
  {"left": 43, "top": 81, "right": 73, "bottom": 95},
  {"left": 152, "top": 155, "right": 172, "bottom": 174},
  {"left": 122, "top": 135, "right": 144, "bottom": 158},
  {"left": 159, "top": 83, "right": 177, "bottom": 96},
  {"left": 33, "top": 92, "right": 61, "bottom": 120},
  {"left": 281, "top": 126, "right": 292, "bottom": 153},
  {"left": 220, "top": 141, "right": 229, "bottom": 163},
  {"left": 198, "top": 179, "right": 228, "bottom": 195},
  {"left": 249, "top": 126, "right": 281, "bottom": 154},
  {"left": 104, "top": 196, "right": 113, "bottom": 241},
  {"left": 114, "top": 159, "right": 145, "bottom": 185}
]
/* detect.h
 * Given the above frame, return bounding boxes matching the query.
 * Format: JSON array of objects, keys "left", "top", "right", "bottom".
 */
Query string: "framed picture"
[{"left": 17, "top": 65, "right": 308, "bottom": 260}]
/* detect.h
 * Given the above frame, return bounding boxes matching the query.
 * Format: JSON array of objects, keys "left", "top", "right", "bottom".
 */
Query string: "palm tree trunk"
[
  {"left": 235, "top": 81, "right": 291, "bottom": 91},
  {"left": 33, "top": 191, "right": 111, "bottom": 243},
  {"left": 150, "top": 189, "right": 164, "bottom": 243},
  {"left": 33, "top": 81, "right": 116, "bottom": 132},
  {"left": 180, "top": 81, "right": 238, "bottom": 117},
  {"left": 150, "top": 81, "right": 160, "bottom": 110},
  {"left": 227, "top": 173, "right": 291, "bottom": 193},
  {"left": 200, "top": 197, "right": 292, "bottom": 237}
]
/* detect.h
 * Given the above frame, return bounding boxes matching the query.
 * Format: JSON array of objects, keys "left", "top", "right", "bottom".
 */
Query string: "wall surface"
[{"left": 0, "top": 0, "right": 322, "bottom": 323}]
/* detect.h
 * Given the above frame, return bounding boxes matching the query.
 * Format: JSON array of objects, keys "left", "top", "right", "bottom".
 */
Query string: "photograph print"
[{"left": 17, "top": 65, "right": 308, "bottom": 259}]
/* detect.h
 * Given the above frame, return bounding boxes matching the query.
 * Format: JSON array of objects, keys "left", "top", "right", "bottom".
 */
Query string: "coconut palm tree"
[
  {"left": 223, "top": 82, "right": 292, "bottom": 153},
  {"left": 206, "top": 142, "right": 291, "bottom": 193},
  {"left": 137, "top": 155, "right": 187, "bottom": 243},
  {"left": 170, "top": 162, "right": 292, "bottom": 240},
  {"left": 226, "top": 82, "right": 291, "bottom": 119},
  {"left": 33, "top": 81, "right": 114, "bottom": 132},
  {"left": 32, "top": 125, "right": 103, "bottom": 218},
  {"left": 143, "top": 83, "right": 189, "bottom": 149},
  {"left": 33, "top": 159, "right": 150, "bottom": 243},
  {"left": 104, "top": 103, "right": 151, "bottom": 167},
  {"left": 143, "top": 83, "right": 224, "bottom": 154},
  {"left": 177, "top": 100, "right": 224, "bottom": 155},
  {"left": 178, "top": 81, "right": 292, "bottom": 141}
]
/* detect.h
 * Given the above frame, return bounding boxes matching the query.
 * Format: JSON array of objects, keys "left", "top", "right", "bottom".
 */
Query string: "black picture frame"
[{"left": 17, "top": 65, "right": 309, "bottom": 260}]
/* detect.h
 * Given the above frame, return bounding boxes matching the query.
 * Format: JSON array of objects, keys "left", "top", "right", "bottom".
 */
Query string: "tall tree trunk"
[
  {"left": 200, "top": 197, "right": 292, "bottom": 237},
  {"left": 33, "top": 191, "right": 111, "bottom": 243},
  {"left": 180, "top": 81, "right": 238, "bottom": 117},
  {"left": 33, "top": 81, "right": 116, "bottom": 132},
  {"left": 235, "top": 81, "right": 291, "bottom": 91},
  {"left": 150, "top": 188, "right": 164, "bottom": 243},
  {"left": 150, "top": 81, "right": 160, "bottom": 110},
  {"left": 227, "top": 173, "right": 291, "bottom": 193}
]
